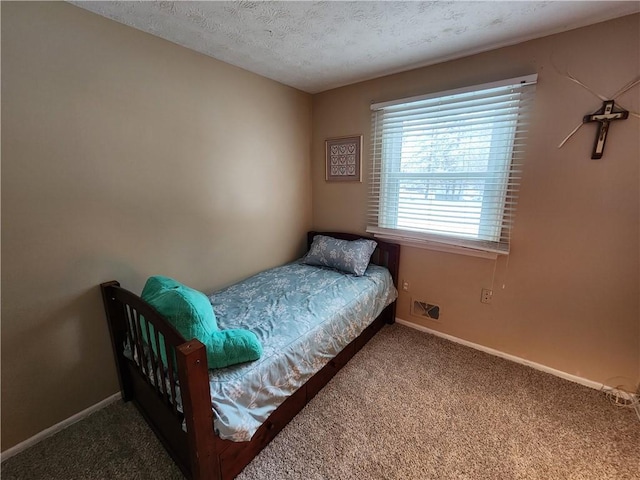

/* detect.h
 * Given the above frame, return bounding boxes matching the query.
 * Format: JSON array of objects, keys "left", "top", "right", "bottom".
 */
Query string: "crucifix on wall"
[
  {"left": 582, "top": 100, "right": 629, "bottom": 159},
  {"left": 557, "top": 73, "right": 639, "bottom": 159}
]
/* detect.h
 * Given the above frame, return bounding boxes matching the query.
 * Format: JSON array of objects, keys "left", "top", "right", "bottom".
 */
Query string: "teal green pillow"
[
  {"left": 207, "top": 329, "right": 263, "bottom": 369},
  {"left": 140, "top": 276, "right": 262, "bottom": 369},
  {"left": 138, "top": 277, "right": 166, "bottom": 363},
  {"left": 141, "top": 275, "right": 183, "bottom": 301},
  {"left": 142, "top": 275, "right": 219, "bottom": 340},
  {"left": 141, "top": 275, "right": 219, "bottom": 369}
]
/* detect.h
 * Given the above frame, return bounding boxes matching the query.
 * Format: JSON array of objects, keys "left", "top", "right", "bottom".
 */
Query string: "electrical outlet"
[
  {"left": 481, "top": 288, "right": 493, "bottom": 304},
  {"left": 402, "top": 280, "right": 409, "bottom": 291}
]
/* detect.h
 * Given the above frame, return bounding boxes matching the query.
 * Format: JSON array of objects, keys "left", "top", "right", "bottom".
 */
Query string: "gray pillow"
[{"left": 303, "top": 235, "right": 377, "bottom": 276}]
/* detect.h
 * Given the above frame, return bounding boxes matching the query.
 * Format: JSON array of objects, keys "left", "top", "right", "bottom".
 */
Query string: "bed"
[{"left": 100, "top": 231, "right": 400, "bottom": 479}]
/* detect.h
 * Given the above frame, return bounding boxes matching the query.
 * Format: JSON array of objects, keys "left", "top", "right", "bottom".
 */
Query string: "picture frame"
[{"left": 325, "top": 135, "right": 362, "bottom": 182}]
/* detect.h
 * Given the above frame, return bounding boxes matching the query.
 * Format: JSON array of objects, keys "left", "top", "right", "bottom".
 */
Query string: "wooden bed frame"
[{"left": 100, "top": 231, "right": 399, "bottom": 479}]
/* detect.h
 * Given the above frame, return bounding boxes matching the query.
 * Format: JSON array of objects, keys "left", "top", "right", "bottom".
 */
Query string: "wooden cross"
[{"left": 582, "top": 100, "right": 629, "bottom": 159}]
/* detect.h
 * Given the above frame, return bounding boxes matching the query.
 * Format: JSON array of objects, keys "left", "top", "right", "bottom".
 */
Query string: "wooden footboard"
[
  {"left": 100, "top": 232, "right": 399, "bottom": 479},
  {"left": 101, "top": 281, "right": 213, "bottom": 478}
]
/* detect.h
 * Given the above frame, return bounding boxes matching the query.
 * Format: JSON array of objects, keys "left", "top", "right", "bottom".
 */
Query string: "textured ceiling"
[{"left": 70, "top": 1, "right": 639, "bottom": 93}]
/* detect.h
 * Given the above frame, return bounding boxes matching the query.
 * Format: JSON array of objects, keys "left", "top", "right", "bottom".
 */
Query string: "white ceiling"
[{"left": 70, "top": 1, "right": 639, "bottom": 94}]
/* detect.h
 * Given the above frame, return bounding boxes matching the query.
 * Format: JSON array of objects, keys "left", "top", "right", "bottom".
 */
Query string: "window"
[{"left": 367, "top": 75, "right": 537, "bottom": 257}]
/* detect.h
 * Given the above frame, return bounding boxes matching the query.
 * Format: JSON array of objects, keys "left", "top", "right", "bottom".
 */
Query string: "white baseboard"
[
  {"left": 1, "top": 392, "right": 121, "bottom": 462},
  {"left": 395, "top": 318, "right": 613, "bottom": 392}
]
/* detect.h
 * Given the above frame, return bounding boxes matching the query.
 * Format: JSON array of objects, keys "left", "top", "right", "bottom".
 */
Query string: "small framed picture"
[{"left": 325, "top": 135, "right": 362, "bottom": 182}]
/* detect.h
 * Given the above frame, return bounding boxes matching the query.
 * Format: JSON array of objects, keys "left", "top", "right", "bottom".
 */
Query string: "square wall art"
[{"left": 325, "top": 135, "right": 362, "bottom": 182}]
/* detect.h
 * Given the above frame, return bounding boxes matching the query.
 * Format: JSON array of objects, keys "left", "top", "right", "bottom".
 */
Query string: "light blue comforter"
[{"left": 207, "top": 261, "right": 397, "bottom": 441}]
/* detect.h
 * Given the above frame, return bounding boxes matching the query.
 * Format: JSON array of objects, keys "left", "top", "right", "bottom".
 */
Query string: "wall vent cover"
[{"left": 411, "top": 300, "right": 440, "bottom": 320}]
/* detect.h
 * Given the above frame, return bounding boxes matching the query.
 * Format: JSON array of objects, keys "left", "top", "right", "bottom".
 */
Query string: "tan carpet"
[
  {"left": 3, "top": 324, "right": 639, "bottom": 479},
  {"left": 237, "top": 324, "right": 639, "bottom": 479}
]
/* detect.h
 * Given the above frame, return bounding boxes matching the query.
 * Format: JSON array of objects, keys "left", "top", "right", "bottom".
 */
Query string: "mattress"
[{"left": 207, "top": 261, "right": 397, "bottom": 441}]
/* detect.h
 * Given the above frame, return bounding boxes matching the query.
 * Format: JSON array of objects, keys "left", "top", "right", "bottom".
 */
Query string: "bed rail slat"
[
  {"left": 167, "top": 349, "right": 180, "bottom": 415},
  {"left": 152, "top": 331, "right": 170, "bottom": 404},
  {"left": 144, "top": 317, "right": 162, "bottom": 395},
  {"left": 131, "top": 307, "right": 150, "bottom": 379}
]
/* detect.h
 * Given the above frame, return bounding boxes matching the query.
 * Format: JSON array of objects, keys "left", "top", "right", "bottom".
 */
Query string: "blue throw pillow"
[{"left": 303, "top": 235, "right": 377, "bottom": 276}]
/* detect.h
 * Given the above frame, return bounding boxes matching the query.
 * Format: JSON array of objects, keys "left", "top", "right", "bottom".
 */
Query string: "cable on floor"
[{"left": 600, "top": 377, "right": 640, "bottom": 423}]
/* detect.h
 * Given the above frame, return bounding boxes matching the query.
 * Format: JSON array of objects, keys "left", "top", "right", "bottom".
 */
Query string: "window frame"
[{"left": 367, "top": 74, "right": 537, "bottom": 258}]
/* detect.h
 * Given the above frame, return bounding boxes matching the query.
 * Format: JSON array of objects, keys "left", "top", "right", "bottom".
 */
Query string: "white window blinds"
[{"left": 367, "top": 75, "right": 537, "bottom": 255}]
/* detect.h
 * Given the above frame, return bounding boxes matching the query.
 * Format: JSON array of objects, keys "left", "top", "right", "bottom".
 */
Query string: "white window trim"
[{"left": 366, "top": 227, "right": 502, "bottom": 259}]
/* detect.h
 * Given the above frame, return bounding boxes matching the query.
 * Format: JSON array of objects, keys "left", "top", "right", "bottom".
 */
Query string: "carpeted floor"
[{"left": 3, "top": 324, "right": 639, "bottom": 479}]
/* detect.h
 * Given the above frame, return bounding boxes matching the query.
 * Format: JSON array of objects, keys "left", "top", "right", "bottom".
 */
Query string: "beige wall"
[
  {"left": 1, "top": 2, "right": 312, "bottom": 450},
  {"left": 312, "top": 15, "right": 639, "bottom": 387}
]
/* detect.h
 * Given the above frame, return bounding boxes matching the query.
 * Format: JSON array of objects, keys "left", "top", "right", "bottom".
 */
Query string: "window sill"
[{"left": 366, "top": 228, "right": 507, "bottom": 260}]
